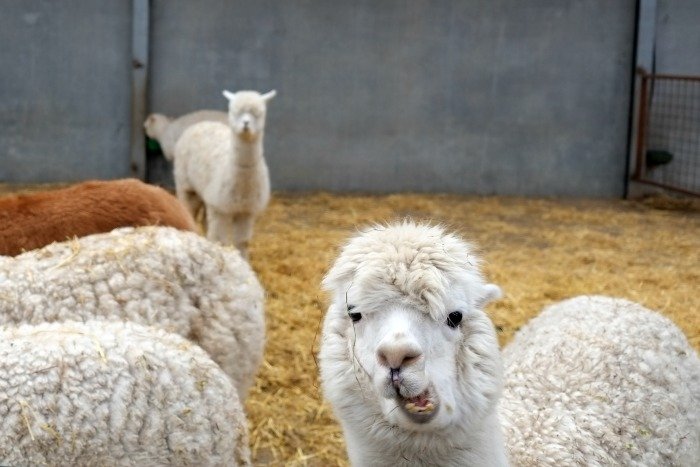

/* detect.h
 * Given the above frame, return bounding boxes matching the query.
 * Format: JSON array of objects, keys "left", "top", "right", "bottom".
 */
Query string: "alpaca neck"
[
  {"left": 232, "top": 131, "right": 263, "bottom": 168},
  {"left": 346, "top": 410, "right": 508, "bottom": 466}
]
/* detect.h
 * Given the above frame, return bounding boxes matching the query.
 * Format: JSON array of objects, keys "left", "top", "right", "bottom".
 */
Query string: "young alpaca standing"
[
  {"left": 144, "top": 110, "right": 228, "bottom": 161},
  {"left": 320, "top": 222, "right": 700, "bottom": 466},
  {"left": 0, "top": 179, "right": 197, "bottom": 256},
  {"left": 320, "top": 221, "right": 507, "bottom": 466},
  {"left": 173, "top": 90, "right": 276, "bottom": 259}
]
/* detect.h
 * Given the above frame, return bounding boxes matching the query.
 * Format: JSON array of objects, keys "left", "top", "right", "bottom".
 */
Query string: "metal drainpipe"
[
  {"left": 625, "top": 0, "right": 657, "bottom": 198},
  {"left": 130, "top": 0, "right": 149, "bottom": 180}
]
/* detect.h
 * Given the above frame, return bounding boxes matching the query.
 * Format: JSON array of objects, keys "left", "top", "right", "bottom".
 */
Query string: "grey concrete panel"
[
  {"left": 148, "top": 0, "right": 636, "bottom": 197},
  {"left": 656, "top": 0, "right": 700, "bottom": 75},
  {"left": 0, "top": 0, "right": 132, "bottom": 183}
]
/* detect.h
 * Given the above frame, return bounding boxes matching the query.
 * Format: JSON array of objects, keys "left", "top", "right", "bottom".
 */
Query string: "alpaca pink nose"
[{"left": 377, "top": 339, "right": 422, "bottom": 369}]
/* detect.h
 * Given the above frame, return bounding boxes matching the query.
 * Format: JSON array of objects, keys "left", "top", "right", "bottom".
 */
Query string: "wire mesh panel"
[{"left": 634, "top": 70, "right": 700, "bottom": 196}]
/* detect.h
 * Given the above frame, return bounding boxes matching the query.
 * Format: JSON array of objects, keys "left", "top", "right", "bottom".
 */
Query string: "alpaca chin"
[
  {"left": 237, "top": 129, "right": 259, "bottom": 143},
  {"left": 382, "top": 383, "right": 442, "bottom": 428}
]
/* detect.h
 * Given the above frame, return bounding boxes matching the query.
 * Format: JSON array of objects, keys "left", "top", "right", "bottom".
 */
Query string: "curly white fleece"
[
  {"left": 0, "top": 320, "right": 250, "bottom": 466},
  {"left": 500, "top": 295, "right": 700, "bottom": 466},
  {"left": 0, "top": 226, "right": 265, "bottom": 400}
]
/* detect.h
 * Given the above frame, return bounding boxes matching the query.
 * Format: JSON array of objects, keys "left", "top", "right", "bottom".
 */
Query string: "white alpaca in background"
[
  {"left": 174, "top": 89, "right": 276, "bottom": 259},
  {"left": 320, "top": 221, "right": 507, "bottom": 466},
  {"left": 319, "top": 221, "right": 700, "bottom": 466},
  {"left": 144, "top": 110, "right": 228, "bottom": 161}
]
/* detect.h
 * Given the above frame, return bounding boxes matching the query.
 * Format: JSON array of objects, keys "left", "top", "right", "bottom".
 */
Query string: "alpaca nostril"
[
  {"left": 390, "top": 367, "right": 401, "bottom": 387},
  {"left": 377, "top": 342, "right": 423, "bottom": 369}
]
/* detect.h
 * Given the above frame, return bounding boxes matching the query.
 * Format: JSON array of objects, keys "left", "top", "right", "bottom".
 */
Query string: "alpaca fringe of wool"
[
  {"left": 0, "top": 320, "right": 251, "bottom": 466},
  {"left": 0, "top": 226, "right": 265, "bottom": 401},
  {"left": 0, "top": 179, "right": 197, "bottom": 256},
  {"left": 173, "top": 89, "right": 276, "bottom": 259},
  {"left": 319, "top": 221, "right": 700, "bottom": 466},
  {"left": 144, "top": 110, "right": 228, "bottom": 161}
]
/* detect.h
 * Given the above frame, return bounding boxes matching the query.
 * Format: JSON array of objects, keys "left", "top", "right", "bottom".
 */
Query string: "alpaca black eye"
[
  {"left": 446, "top": 311, "right": 463, "bottom": 328},
  {"left": 347, "top": 305, "right": 362, "bottom": 322}
]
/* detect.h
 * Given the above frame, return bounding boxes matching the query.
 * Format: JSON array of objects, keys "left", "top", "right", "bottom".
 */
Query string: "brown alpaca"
[{"left": 0, "top": 179, "right": 198, "bottom": 256}]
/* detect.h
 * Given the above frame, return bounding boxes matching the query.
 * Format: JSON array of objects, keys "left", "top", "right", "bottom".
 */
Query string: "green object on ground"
[{"left": 146, "top": 137, "right": 163, "bottom": 155}]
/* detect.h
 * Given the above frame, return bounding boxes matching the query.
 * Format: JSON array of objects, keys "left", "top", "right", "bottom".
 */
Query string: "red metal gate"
[{"left": 633, "top": 69, "right": 700, "bottom": 196}]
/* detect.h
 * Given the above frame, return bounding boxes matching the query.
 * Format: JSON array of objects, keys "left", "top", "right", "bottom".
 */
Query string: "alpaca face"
[
  {"left": 143, "top": 113, "right": 170, "bottom": 139},
  {"left": 339, "top": 295, "right": 476, "bottom": 431},
  {"left": 222, "top": 90, "right": 276, "bottom": 142},
  {"left": 321, "top": 222, "right": 503, "bottom": 435}
]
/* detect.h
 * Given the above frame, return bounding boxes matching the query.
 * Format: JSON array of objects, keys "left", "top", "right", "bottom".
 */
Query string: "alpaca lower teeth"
[{"left": 404, "top": 401, "right": 435, "bottom": 414}]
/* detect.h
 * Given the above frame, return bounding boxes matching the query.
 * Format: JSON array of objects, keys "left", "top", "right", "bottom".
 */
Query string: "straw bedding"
[{"left": 1, "top": 186, "right": 698, "bottom": 466}]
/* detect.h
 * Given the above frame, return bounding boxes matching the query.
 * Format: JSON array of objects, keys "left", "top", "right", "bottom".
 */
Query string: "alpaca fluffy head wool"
[
  {"left": 500, "top": 295, "right": 700, "bottom": 466},
  {"left": 0, "top": 226, "right": 265, "bottom": 401},
  {"left": 0, "top": 320, "right": 251, "bottom": 466},
  {"left": 319, "top": 221, "right": 507, "bottom": 466},
  {"left": 222, "top": 90, "right": 276, "bottom": 142},
  {"left": 143, "top": 113, "right": 171, "bottom": 141}
]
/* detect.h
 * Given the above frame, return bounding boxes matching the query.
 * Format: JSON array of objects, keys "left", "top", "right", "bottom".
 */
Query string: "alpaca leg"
[
  {"left": 206, "top": 210, "right": 234, "bottom": 246},
  {"left": 232, "top": 214, "right": 255, "bottom": 260},
  {"left": 177, "top": 189, "right": 203, "bottom": 221}
]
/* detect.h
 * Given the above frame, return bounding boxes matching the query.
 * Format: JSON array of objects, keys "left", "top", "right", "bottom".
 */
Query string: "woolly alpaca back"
[
  {"left": 500, "top": 295, "right": 700, "bottom": 466},
  {"left": 0, "top": 179, "right": 197, "bottom": 256},
  {"left": 320, "top": 221, "right": 507, "bottom": 466},
  {"left": 0, "top": 320, "right": 251, "bottom": 466},
  {"left": 0, "top": 226, "right": 266, "bottom": 401}
]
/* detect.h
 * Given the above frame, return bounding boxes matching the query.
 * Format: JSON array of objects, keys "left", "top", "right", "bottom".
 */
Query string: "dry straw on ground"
[
  {"left": 246, "top": 192, "right": 699, "bottom": 466},
  {"left": 1, "top": 185, "right": 698, "bottom": 466}
]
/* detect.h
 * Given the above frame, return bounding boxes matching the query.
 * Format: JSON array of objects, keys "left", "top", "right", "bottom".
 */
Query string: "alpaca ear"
[
  {"left": 261, "top": 90, "right": 277, "bottom": 102},
  {"left": 321, "top": 261, "right": 356, "bottom": 293},
  {"left": 222, "top": 90, "right": 236, "bottom": 100},
  {"left": 477, "top": 283, "right": 502, "bottom": 308}
]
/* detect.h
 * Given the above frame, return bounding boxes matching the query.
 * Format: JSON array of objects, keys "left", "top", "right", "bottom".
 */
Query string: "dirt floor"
[
  {"left": 1, "top": 185, "right": 698, "bottom": 465},
  {"left": 244, "top": 192, "right": 699, "bottom": 466}
]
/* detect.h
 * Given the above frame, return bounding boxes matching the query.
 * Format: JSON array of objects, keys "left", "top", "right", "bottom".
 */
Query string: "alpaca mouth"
[
  {"left": 238, "top": 128, "right": 256, "bottom": 139},
  {"left": 396, "top": 387, "right": 439, "bottom": 423}
]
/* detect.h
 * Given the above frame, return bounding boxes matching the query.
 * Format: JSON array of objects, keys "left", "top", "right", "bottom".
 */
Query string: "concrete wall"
[
  {"left": 0, "top": 1, "right": 663, "bottom": 197},
  {"left": 0, "top": 0, "right": 132, "bottom": 183},
  {"left": 148, "top": 0, "right": 637, "bottom": 197},
  {"left": 656, "top": 0, "right": 700, "bottom": 75}
]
